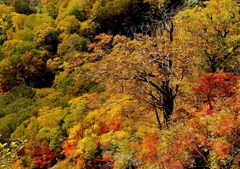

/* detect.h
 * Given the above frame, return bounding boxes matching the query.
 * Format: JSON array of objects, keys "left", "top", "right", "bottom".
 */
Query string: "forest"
[{"left": 0, "top": 0, "right": 239, "bottom": 168}]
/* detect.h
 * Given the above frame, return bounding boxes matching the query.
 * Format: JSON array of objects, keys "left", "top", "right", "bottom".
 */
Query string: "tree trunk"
[{"left": 162, "top": 80, "right": 174, "bottom": 124}]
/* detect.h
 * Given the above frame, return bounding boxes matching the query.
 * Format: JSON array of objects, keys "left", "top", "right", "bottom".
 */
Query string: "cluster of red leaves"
[
  {"left": 194, "top": 72, "right": 238, "bottom": 103},
  {"left": 99, "top": 121, "right": 121, "bottom": 135},
  {"left": 62, "top": 141, "right": 73, "bottom": 156},
  {"left": 31, "top": 146, "right": 55, "bottom": 169},
  {"left": 102, "top": 154, "right": 113, "bottom": 162},
  {"left": 141, "top": 134, "right": 159, "bottom": 161},
  {"left": 18, "top": 147, "right": 26, "bottom": 156}
]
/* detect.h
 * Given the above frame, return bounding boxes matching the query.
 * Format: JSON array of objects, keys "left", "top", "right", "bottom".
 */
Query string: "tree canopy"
[{"left": 0, "top": 0, "right": 239, "bottom": 168}]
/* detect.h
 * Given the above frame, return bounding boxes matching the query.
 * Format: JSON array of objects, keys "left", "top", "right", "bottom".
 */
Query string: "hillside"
[{"left": 0, "top": 0, "right": 239, "bottom": 168}]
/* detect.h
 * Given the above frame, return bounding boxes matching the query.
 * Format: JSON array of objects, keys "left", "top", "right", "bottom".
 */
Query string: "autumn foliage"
[
  {"left": 0, "top": 0, "right": 239, "bottom": 169},
  {"left": 31, "top": 147, "right": 55, "bottom": 169},
  {"left": 194, "top": 72, "right": 238, "bottom": 103}
]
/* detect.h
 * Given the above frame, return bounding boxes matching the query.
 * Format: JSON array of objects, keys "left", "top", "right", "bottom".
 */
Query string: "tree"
[
  {"left": 0, "top": 4, "right": 14, "bottom": 45},
  {"left": 41, "top": 0, "right": 58, "bottom": 19},
  {"left": 30, "top": 146, "right": 55, "bottom": 169},
  {"left": 175, "top": 0, "right": 240, "bottom": 73},
  {"left": 57, "top": 33, "right": 89, "bottom": 58},
  {"left": 91, "top": 32, "right": 193, "bottom": 128},
  {"left": 61, "top": 92, "right": 140, "bottom": 168},
  {"left": 24, "top": 13, "right": 55, "bottom": 30},
  {"left": 0, "top": 58, "right": 17, "bottom": 90},
  {"left": 194, "top": 72, "right": 239, "bottom": 107},
  {"left": 57, "top": 15, "right": 80, "bottom": 34},
  {"left": 12, "top": 13, "right": 27, "bottom": 31},
  {"left": 11, "top": 0, "right": 35, "bottom": 15},
  {"left": 0, "top": 113, "right": 16, "bottom": 142},
  {"left": 0, "top": 38, "right": 55, "bottom": 88},
  {"left": 34, "top": 26, "right": 59, "bottom": 53}
]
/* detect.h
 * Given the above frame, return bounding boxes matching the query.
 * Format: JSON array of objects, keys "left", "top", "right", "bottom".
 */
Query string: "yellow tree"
[
  {"left": 0, "top": 4, "right": 14, "bottom": 45},
  {"left": 175, "top": 0, "right": 240, "bottom": 73}
]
